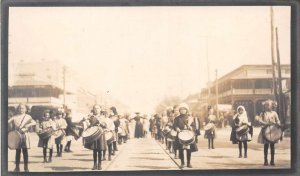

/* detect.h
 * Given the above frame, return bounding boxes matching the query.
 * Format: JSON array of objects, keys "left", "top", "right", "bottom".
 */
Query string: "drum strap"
[{"left": 18, "top": 115, "right": 27, "bottom": 129}]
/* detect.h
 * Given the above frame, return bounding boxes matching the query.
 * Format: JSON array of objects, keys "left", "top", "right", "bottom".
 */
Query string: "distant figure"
[
  {"left": 131, "top": 112, "right": 145, "bottom": 138},
  {"left": 204, "top": 107, "right": 217, "bottom": 149}
]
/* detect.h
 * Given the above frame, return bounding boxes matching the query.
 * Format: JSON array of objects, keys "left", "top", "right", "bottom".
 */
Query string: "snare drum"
[
  {"left": 38, "top": 128, "right": 55, "bottom": 140},
  {"left": 70, "top": 127, "right": 81, "bottom": 140},
  {"left": 167, "top": 129, "right": 177, "bottom": 141},
  {"left": 236, "top": 125, "right": 249, "bottom": 136},
  {"left": 8, "top": 130, "right": 25, "bottom": 150},
  {"left": 263, "top": 124, "right": 283, "bottom": 143},
  {"left": 82, "top": 126, "right": 102, "bottom": 144},
  {"left": 162, "top": 126, "right": 171, "bottom": 136},
  {"left": 118, "top": 127, "right": 126, "bottom": 137},
  {"left": 53, "top": 129, "right": 65, "bottom": 139},
  {"left": 105, "top": 131, "right": 114, "bottom": 144},
  {"left": 178, "top": 130, "right": 195, "bottom": 145},
  {"left": 204, "top": 123, "right": 215, "bottom": 132}
]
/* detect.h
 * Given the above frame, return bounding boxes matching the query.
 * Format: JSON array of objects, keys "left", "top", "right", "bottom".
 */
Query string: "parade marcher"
[
  {"left": 131, "top": 112, "right": 145, "bottom": 138},
  {"left": 53, "top": 111, "right": 67, "bottom": 157},
  {"left": 84, "top": 104, "right": 107, "bottom": 170},
  {"left": 161, "top": 112, "right": 169, "bottom": 146},
  {"left": 204, "top": 106, "right": 217, "bottom": 149},
  {"left": 166, "top": 107, "right": 174, "bottom": 152},
  {"left": 257, "top": 100, "right": 281, "bottom": 166},
  {"left": 230, "top": 106, "right": 252, "bottom": 158},
  {"left": 8, "top": 103, "right": 36, "bottom": 172},
  {"left": 37, "top": 110, "right": 56, "bottom": 163},
  {"left": 154, "top": 114, "right": 163, "bottom": 141},
  {"left": 143, "top": 115, "right": 150, "bottom": 138},
  {"left": 192, "top": 113, "right": 201, "bottom": 144},
  {"left": 102, "top": 108, "right": 116, "bottom": 161},
  {"left": 172, "top": 105, "right": 180, "bottom": 159},
  {"left": 173, "top": 103, "right": 197, "bottom": 168},
  {"left": 149, "top": 116, "right": 155, "bottom": 138},
  {"left": 118, "top": 113, "right": 129, "bottom": 144},
  {"left": 109, "top": 106, "right": 119, "bottom": 155},
  {"left": 64, "top": 110, "right": 76, "bottom": 152}
]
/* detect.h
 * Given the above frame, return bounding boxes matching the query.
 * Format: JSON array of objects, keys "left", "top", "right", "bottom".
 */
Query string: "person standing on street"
[
  {"left": 204, "top": 106, "right": 217, "bottom": 149},
  {"left": 110, "top": 106, "right": 119, "bottom": 155},
  {"left": 8, "top": 103, "right": 36, "bottom": 172},
  {"left": 131, "top": 112, "right": 145, "bottom": 138},
  {"left": 84, "top": 104, "right": 107, "bottom": 170},
  {"left": 173, "top": 103, "right": 197, "bottom": 168},
  {"left": 230, "top": 106, "right": 252, "bottom": 158},
  {"left": 37, "top": 110, "right": 56, "bottom": 163},
  {"left": 53, "top": 111, "right": 67, "bottom": 157},
  {"left": 256, "top": 100, "right": 281, "bottom": 166}
]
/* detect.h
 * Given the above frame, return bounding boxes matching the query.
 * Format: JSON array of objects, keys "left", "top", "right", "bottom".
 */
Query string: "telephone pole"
[{"left": 215, "top": 69, "right": 219, "bottom": 119}]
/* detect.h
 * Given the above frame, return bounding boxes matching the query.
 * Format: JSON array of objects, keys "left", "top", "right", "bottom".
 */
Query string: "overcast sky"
[{"left": 9, "top": 6, "right": 290, "bottom": 113}]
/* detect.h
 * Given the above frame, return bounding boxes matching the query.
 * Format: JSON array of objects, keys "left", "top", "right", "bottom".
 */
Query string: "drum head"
[
  {"left": 8, "top": 131, "right": 23, "bottom": 150},
  {"left": 178, "top": 130, "right": 194, "bottom": 140},
  {"left": 263, "top": 124, "right": 283, "bottom": 143},
  {"left": 82, "top": 126, "right": 99, "bottom": 138}
]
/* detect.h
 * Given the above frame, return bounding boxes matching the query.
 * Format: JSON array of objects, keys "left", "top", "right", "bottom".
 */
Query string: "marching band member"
[
  {"left": 192, "top": 113, "right": 201, "bottom": 144},
  {"left": 172, "top": 105, "right": 180, "bottom": 158},
  {"left": 230, "top": 106, "right": 252, "bottom": 158},
  {"left": 166, "top": 107, "right": 174, "bottom": 151},
  {"left": 161, "top": 112, "right": 169, "bottom": 146},
  {"left": 37, "top": 110, "right": 56, "bottom": 163},
  {"left": 173, "top": 103, "right": 196, "bottom": 168},
  {"left": 8, "top": 103, "right": 36, "bottom": 172},
  {"left": 104, "top": 108, "right": 116, "bottom": 161},
  {"left": 84, "top": 104, "right": 107, "bottom": 170},
  {"left": 257, "top": 100, "right": 280, "bottom": 166},
  {"left": 110, "top": 106, "right": 120, "bottom": 154},
  {"left": 118, "top": 113, "right": 129, "bottom": 144},
  {"left": 204, "top": 106, "right": 217, "bottom": 149},
  {"left": 64, "top": 110, "right": 76, "bottom": 152},
  {"left": 54, "top": 111, "right": 67, "bottom": 157}
]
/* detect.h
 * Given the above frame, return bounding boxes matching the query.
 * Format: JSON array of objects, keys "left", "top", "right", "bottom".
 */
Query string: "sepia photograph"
[{"left": 2, "top": 2, "right": 296, "bottom": 175}]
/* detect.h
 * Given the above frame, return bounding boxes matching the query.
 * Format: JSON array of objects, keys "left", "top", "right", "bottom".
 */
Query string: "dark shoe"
[
  {"left": 264, "top": 160, "right": 268, "bottom": 166},
  {"left": 244, "top": 154, "right": 247, "bottom": 158},
  {"left": 92, "top": 164, "right": 97, "bottom": 170},
  {"left": 187, "top": 164, "right": 192, "bottom": 168},
  {"left": 180, "top": 163, "right": 185, "bottom": 168},
  {"left": 112, "top": 152, "right": 115, "bottom": 156},
  {"left": 43, "top": 158, "right": 47, "bottom": 163},
  {"left": 13, "top": 167, "right": 20, "bottom": 172},
  {"left": 47, "top": 158, "right": 52, "bottom": 163},
  {"left": 270, "top": 161, "right": 275, "bottom": 166},
  {"left": 24, "top": 166, "right": 29, "bottom": 172},
  {"left": 98, "top": 163, "right": 102, "bottom": 170},
  {"left": 115, "top": 148, "right": 118, "bottom": 151},
  {"left": 212, "top": 147, "right": 215, "bottom": 149},
  {"left": 239, "top": 154, "right": 242, "bottom": 158}
]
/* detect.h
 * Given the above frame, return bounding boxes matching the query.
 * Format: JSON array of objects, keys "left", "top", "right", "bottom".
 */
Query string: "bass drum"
[
  {"left": 82, "top": 126, "right": 102, "bottom": 144},
  {"left": 162, "top": 126, "right": 171, "bottom": 136},
  {"left": 178, "top": 130, "right": 195, "bottom": 145},
  {"left": 105, "top": 131, "right": 114, "bottom": 144},
  {"left": 263, "top": 124, "right": 283, "bottom": 143},
  {"left": 8, "top": 130, "right": 25, "bottom": 150}
]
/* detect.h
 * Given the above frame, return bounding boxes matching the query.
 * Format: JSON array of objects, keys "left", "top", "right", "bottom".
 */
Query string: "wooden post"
[{"left": 275, "top": 27, "right": 286, "bottom": 124}]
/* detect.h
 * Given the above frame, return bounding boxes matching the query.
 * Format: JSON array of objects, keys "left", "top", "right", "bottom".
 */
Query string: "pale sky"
[{"left": 9, "top": 6, "right": 291, "bottom": 113}]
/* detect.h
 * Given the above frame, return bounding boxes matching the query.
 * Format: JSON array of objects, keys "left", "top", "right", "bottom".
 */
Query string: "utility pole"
[
  {"left": 275, "top": 27, "right": 286, "bottom": 124},
  {"left": 63, "top": 66, "right": 66, "bottom": 108},
  {"left": 270, "top": 6, "right": 279, "bottom": 104},
  {"left": 215, "top": 69, "right": 219, "bottom": 119}
]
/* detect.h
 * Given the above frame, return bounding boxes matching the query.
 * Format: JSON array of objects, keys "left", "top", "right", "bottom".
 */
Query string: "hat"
[{"left": 178, "top": 103, "right": 189, "bottom": 112}]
